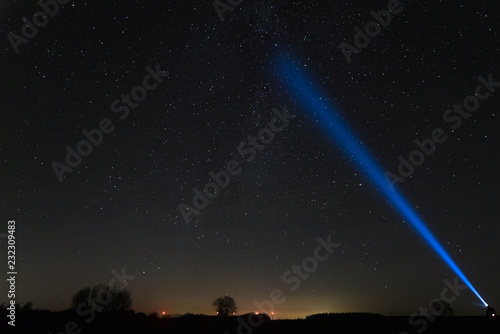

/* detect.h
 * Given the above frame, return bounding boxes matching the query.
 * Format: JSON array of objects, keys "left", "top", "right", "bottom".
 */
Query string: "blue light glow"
[{"left": 275, "top": 54, "right": 488, "bottom": 307}]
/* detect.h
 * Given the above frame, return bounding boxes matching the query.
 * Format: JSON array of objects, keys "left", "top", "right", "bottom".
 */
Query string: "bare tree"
[
  {"left": 212, "top": 296, "right": 237, "bottom": 316},
  {"left": 71, "top": 286, "right": 92, "bottom": 309},
  {"left": 70, "top": 284, "right": 132, "bottom": 312},
  {"left": 106, "top": 287, "right": 132, "bottom": 312}
]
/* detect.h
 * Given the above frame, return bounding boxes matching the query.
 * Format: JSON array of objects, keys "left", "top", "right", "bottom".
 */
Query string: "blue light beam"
[{"left": 275, "top": 55, "right": 488, "bottom": 307}]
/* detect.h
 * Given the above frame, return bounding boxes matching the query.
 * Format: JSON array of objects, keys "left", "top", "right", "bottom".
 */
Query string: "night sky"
[{"left": 1, "top": 0, "right": 499, "bottom": 319}]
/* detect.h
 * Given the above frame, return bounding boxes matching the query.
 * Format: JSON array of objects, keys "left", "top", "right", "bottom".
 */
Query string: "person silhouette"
[
  {"left": 486, "top": 306, "right": 496, "bottom": 317},
  {"left": 482, "top": 306, "right": 500, "bottom": 334}
]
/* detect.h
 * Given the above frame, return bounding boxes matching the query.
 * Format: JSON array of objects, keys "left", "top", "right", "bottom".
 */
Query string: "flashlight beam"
[{"left": 275, "top": 55, "right": 488, "bottom": 307}]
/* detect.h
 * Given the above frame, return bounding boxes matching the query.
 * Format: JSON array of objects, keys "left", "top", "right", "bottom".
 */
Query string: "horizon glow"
[{"left": 275, "top": 54, "right": 488, "bottom": 307}]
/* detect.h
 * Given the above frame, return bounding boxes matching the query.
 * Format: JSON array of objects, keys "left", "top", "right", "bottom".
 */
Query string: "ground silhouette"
[{"left": 1, "top": 305, "right": 500, "bottom": 334}]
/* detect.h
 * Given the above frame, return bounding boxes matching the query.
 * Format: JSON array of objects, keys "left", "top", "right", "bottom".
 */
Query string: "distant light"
[
  {"left": 162, "top": 312, "right": 166, "bottom": 315},
  {"left": 493, "top": 314, "right": 496, "bottom": 317},
  {"left": 255, "top": 312, "right": 259, "bottom": 315}
]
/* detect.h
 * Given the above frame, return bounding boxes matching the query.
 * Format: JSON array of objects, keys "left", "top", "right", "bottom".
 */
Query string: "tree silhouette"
[
  {"left": 212, "top": 296, "right": 237, "bottom": 316},
  {"left": 70, "top": 284, "right": 132, "bottom": 312},
  {"left": 431, "top": 300, "right": 454, "bottom": 316},
  {"left": 71, "top": 286, "right": 92, "bottom": 309}
]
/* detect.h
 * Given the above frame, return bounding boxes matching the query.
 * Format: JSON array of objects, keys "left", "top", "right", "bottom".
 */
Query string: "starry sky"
[{"left": 1, "top": 0, "right": 499, "bottom": 319}]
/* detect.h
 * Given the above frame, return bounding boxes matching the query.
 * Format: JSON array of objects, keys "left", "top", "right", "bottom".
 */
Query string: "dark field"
[{"left": 2, "top": 310, "right": 499, "bottom": 334}]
